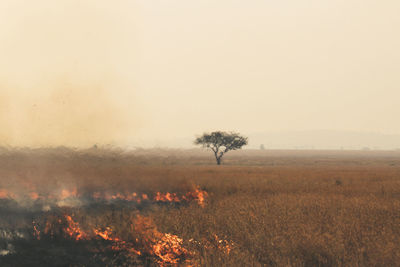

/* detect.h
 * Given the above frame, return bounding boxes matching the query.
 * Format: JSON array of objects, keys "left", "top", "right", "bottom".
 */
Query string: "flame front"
[
  {"left": 60, "top": 188, "right": 78, "bottom": 200},
  {"left": 0, "top": 189, "right": 15, "bottom": 199},
  {"left": 154, "top": 188, "right": 208, "bottom": 207},
  {"left": 34, "top": 214, "right": 195, "bottom": 265},
  {"left": 2, "top": 185, "right": 226, "bottom": 266},
  {"left": 94, "top": 227, "right": 141, "bottom": 256},
  {"left": 0, "top": 187, "right": 208, "bottom": 207},
  {"left": 153, "top": 233, "right": 190, "bottom": 265},
  {"left": 64, "top": 215, "right": 87, "bottom": 240}
]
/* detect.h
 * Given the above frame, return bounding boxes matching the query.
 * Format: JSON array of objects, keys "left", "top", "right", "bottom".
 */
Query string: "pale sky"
[{"left": 0, "top": 0, "right": 400, "bottom": 147}]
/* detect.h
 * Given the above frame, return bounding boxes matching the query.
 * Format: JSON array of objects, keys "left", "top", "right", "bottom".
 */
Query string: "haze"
[{"left": 1, "top": 0, "right": 399, "bottom": 148}]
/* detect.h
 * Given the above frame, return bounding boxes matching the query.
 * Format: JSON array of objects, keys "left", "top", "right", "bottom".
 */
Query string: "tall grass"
[{"left": 1, "top": 147, "right": 400, "bottom": 266}]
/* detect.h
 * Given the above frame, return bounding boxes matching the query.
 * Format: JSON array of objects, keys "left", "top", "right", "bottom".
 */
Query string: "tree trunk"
[{"left": 214, "top": 151, "right": 222, "bottom": 165}]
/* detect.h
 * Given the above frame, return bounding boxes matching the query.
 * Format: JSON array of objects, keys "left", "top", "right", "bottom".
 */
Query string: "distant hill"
[
  {"left": 248, "top": 130, "right": 400, "bottom": 150},
  {"left": 129, "top": 130, "right": 400, "bottom": 150}
]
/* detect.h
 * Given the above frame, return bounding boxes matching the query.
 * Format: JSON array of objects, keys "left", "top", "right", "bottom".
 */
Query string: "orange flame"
[
  {"left": 92, "top": 191, "right": 146, "bottom": 203},
  {"left": 0, "top": 186, "right": 208, "bottom": 208},
  {"left": 33, "top": 213, "right": 198, "bottom": 265},
  {"left": 60, "top": 188, "right": 78, "bottom": 200},
  {"left": 0, "top": 189, "right": 16, "bottom": 199},
  {"left": 0, "top": 189, "right": 8, "bottom": 199},
  {"left": 64, "top": 215, "right": 87, "bottom": 240},
  {"left": 154, "top": 192, "right": 180, "bottom": 202},
  {"left": 154, "top": 188, "right": 208, "bottom": 207},
  {"left": 185, "top": 188, "right": 208, "bottom": 207},
  {"left": 29, "top": 192, "right": 40, "bottom": 200},
  {"left": 153, "top": 233, "right": 191, "bottom": 265},
  {"left": 133, "top": 215, "right": 193, "bottom": 265},
  {"left": 94, "top": 227, "right": 141, "bottom": 255}
]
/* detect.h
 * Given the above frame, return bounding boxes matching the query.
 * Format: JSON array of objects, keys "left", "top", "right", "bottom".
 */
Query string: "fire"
[
  {"left": 1, "top": 188, "right": 80, "bottom": 201},
  {"left": 153, "top": 233, "right": 190, "bottom": 265},
  {"left": 133, "top": 215, "right": 193, "bottom": 265},
  {"left": 94, "top": 227, "right": 113, "bottom": 240},
  {"left": 60, "top": 188, "right": 78, "bottom": 199},
  {"left": 0, "top": 189, "right": 8, "bottom": 199},
  {"left": 154, "top": 192, "right": 180, "bottom": 202},
  {"left": 92, "top": 192, "right": 101, "bottom": 199},
  {"left": 0, "top": 186, "right": 208, "bottom": 207},
  {"left": 34, "top": 214, "right": 194, "bottom": 265},
  {"left": 154, "top": 188, "right": 208, "bottom": 207},
  {"left": 4, "top": 184, "right": 211, "bottom": 265},
  {"left": 39, "top": 215, "right": 89, "bottom": 241},
  {"left": 91, "top": 188, "right": 208, "bottom": 207},
  {"left": 111, "top": 192, "right": 141, "bottom": 202},
  {"left": 1, "top": 179, "right": 220, "bottom": 266},
  {"left": 94, "top": 227, "right": 141, "bottom": 256},
  {"left": 0, "top": 189, "right": 15, "bottom": 199},
  {"left": 185, "top": 188, "right": 208, "bottom": 207},
  {"left": 92, "top": 191, "right": 146, "bottom": 203},
  {"left": 29, "top": 192, "right": 40, "bottom": 200},
  {"left": 64, "top": 215, "right": 87, "bottom": 240}
]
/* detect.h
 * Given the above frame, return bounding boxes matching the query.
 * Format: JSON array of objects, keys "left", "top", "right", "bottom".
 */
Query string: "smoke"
[
  {"left": 0, "top": 0, "right": 139, "bottom": 147},
  {"left": 0, "top": 77, "right": 138, "bottom": 147}
]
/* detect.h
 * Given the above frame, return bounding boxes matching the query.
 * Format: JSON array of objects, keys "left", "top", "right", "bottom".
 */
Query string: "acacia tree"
[{"left": 194, "top": 131, "right": 248, "bottom": 165}]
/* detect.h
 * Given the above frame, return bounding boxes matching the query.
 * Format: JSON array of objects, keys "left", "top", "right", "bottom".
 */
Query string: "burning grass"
[
  {"left": 0, "top": 184, "right": 209, "bottom": 266},
  {"left": 1, "top": 148, "right": 400, "bottom": 266},
  {"left": 33, "top": 212, "right": 193, "bottom": 265}
]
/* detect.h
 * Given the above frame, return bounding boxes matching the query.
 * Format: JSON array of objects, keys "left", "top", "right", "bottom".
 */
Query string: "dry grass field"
[{"left": 1, "top": 147, "right": 400, "bottom": 266}]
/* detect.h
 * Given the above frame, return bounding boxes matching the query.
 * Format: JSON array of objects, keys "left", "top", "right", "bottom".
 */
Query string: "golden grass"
[{"left": 1, "top": 147, "right": 400, "bottom": 266}]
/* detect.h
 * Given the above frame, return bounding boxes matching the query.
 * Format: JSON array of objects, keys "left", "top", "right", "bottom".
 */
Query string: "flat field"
[{"left": 1, "top": 148, "right": 400, "bottom": 266}]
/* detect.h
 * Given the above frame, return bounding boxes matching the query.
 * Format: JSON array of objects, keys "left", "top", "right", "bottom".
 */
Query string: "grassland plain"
[{"left": 0, "top": 148, "right": 400, "bottom": 266}]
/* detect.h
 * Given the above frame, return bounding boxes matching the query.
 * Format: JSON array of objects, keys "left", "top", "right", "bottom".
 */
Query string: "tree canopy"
[{"left": 194, "top": 131, "right": 248, "bottom": 165}]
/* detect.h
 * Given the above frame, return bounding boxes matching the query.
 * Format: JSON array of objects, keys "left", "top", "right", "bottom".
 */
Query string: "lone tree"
[{"left": 194, "top": 131, "right": 248, "bottom": 165}]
